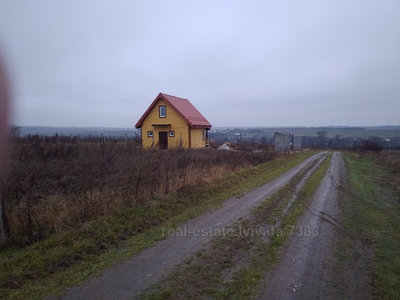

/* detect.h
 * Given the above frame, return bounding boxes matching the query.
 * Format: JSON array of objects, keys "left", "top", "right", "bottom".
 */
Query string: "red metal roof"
[{"left": 135, "top": 93, "right": 212, "bottom": 129}]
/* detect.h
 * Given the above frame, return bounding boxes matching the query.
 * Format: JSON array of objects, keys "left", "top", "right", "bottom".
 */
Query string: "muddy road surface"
[
  {"left": 259, "top": 152, "right": 369, "bottom": 299},
  {"left": 61, "top": 152, "right": 326, "bottom": 300}
]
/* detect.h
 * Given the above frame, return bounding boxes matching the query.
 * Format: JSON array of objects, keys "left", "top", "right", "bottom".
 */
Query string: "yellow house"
[{"left": 135, "top": 93, "right": 212, "bottom": 149}]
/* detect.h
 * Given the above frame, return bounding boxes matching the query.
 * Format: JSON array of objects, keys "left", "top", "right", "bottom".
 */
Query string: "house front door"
[{"left": 159, "top": 132, "right": 168, "bottom": 150}]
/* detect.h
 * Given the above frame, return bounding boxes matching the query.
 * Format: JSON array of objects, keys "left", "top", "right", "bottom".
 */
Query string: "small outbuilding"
[{"left": 135, "top": 93, "right": 212, "bottom": 149}]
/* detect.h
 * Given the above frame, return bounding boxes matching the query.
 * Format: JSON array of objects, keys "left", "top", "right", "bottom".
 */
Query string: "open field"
[
  {"left": 0, "top": 139, "right": 318, "bottom": 299},
  {"left": 1, "top": 146, "right": 399, "bottom": 299},
  {"left": 1, "top": 138, "right": 274, "bottom": 245}
]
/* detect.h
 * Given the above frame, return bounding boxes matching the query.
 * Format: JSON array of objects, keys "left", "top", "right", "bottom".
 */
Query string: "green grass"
[
  {"left": 140, "top": 153, "right": 332, "bottom": 299},
  {"left": 341, "top": 152, "right": 400, "bottom": 299},
  {"left": 0, "top": 151, "right": 319, "bottom": 299}
]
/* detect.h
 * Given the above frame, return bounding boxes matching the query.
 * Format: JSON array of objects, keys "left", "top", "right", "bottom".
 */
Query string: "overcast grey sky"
[{"left": 0, "top": 0, "right": 399, "bottom": 127}]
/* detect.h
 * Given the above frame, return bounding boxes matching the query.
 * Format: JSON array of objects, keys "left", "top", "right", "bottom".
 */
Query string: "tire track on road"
[
  {"left": 259, "top": 152, "right": 344, "bottom": 300},
  {"left": 61, "top": 152, "right": 327, "bottom": 300}
]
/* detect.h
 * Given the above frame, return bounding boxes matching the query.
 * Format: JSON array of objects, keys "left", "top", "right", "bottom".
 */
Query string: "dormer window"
[{"left": 159, "top": 105, "right": 166, "bottom": 118}]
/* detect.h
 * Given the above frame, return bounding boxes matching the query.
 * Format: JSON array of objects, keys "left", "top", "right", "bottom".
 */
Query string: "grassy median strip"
[
  {"left": 140, "top": 153, "right": 332, "bottom": 300},
  {"left": 339, "top": 152, "right": 400, "bottom": 299},
  {"left": 0, "top": 151, "right": 319, "bottom": 299}
]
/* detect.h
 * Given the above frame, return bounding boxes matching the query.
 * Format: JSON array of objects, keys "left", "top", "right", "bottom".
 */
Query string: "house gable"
[
  {"left": 140, "top": 99, "right": 189, "bottom": 148},
  {"left": 135, "top": 93, "right": 212, "bottom": 129},
  {"left": 135, "top": 93, "right": 212, "bottom": 149}
]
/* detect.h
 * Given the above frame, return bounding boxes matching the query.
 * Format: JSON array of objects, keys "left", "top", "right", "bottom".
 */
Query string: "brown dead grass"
[{"left": 1, "top": 137, "right": 275, "bottom": 245}]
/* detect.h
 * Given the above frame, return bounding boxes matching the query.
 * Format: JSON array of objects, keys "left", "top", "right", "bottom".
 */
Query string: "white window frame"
[
  {"left": 169, "top": 131, "right": 175, "bottom": 137},
  {"left": 159, "top": 105, "right": 166, "bottom": 118},
  {"left": 147, "top": 131, "right": 154, "bottom": 137}
]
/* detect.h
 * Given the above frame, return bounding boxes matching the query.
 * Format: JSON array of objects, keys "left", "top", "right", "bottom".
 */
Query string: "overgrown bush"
[
  {"left": 359, "top": 140, "right": 383, "bottom": 152},
  {"left": 0, "top": 136, "right": 274, "bottom": 245}
]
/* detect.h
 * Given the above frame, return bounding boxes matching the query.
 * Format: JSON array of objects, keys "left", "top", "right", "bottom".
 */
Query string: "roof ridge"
[
  {"left": 135, "top": 93, "right": 212, "bottom": 129},
  {"left": 160, "top": 92, "right": 187, "bottom": 101}
]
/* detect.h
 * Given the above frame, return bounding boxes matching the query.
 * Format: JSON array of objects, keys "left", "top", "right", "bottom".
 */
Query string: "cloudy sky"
[{"left": 0, "top": 1, "right": 399, "bottom": 127}]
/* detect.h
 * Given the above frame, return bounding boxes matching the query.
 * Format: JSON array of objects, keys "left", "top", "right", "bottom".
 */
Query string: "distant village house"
[{"left": 135, "top": 93, "right": 212, "bottom": 149}]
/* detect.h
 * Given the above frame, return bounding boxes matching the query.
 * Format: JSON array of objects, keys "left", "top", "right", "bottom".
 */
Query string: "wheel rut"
[
  {"left": 259, "top": 152, "right": 345, "bottom": 299},
  {"left": 60, "top": 152, "right": 326, "bottom": 300}
]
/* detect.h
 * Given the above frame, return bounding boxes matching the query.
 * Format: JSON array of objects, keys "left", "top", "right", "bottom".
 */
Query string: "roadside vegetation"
[
  {"left": 0, "top": 135, "right": 318, "bottom": 299},
  {"left": 141, "top": 153, "right": 332, "bottom": 299},
  {"left": 368, "top": 150, "right": 400, "bottom": 193},
  {"left": 1, "top": 136, "right": 275, "bottom": 245},
  {"left": 338, "top": 151, "right": 400, "bottom": 299}
]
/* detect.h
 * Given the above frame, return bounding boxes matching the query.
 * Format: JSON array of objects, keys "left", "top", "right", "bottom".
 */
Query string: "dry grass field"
[{"left": 0, "top": 137, "right": 274, "bottom": 245}]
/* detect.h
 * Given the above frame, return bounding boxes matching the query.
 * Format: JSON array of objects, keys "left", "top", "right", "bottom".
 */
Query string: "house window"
[
  {"left": 147, "top": 131, "right": 154, "bottom": 137},
  {"left": 202, "top": 130, "right": 205, "bottom": 141},
  {"left": 169, "top": 131, "right": 175, "bottom": 137},
  {"left": 159, "top": 105, "right": 166, "bottom": 118}
]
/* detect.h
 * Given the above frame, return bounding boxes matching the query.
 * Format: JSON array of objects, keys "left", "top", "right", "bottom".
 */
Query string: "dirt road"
[
  {"left": 61, "top": 152, "right": 326, "bottom": 300},
  {"left": 259, "top": 151, "right": 346, "bottom": 299}
]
